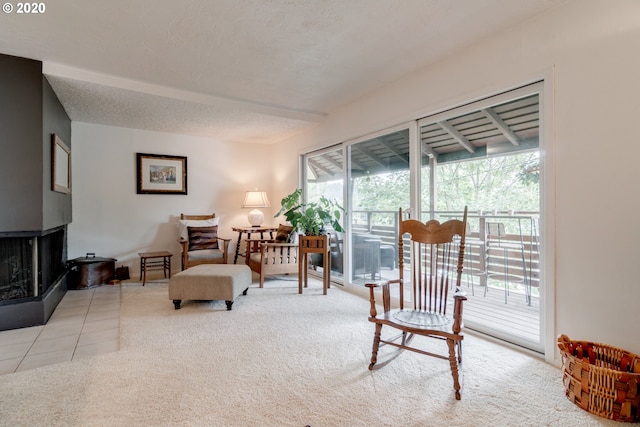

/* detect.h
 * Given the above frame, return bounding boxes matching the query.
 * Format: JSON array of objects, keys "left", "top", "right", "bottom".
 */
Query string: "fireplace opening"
[
  {"left": 0, "top": 226, "right": 67, "bottom": 301},
  {"left": 0, "top": 236, "right": 33, "bottom": 300},
  {"left": 0, "top": 226, "right": 67, "bottom": 330}
]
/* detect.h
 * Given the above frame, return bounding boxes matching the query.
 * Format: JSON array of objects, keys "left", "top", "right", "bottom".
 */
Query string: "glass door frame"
[{"left": 300, "top": 80, "right": 555, "bottom": 359}]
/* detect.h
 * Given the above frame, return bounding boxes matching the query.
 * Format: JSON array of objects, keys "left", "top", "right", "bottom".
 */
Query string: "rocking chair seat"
[{"left": 391, "top": 310, "right": 453, "bottom": 328}]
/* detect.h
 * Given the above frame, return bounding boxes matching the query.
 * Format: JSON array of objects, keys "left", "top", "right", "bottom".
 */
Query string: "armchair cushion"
[
  {"left": 178, "top": 218, "right": 219, "bottom": 241},
  {"left": 188, "top": 248, "right": 225, "bottom": 261},
  {"left": 188, "top": 226, "right": 219, "bottom": 251}
]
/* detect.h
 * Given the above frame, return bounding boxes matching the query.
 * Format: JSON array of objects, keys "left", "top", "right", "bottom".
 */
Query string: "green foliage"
[
  {"left": 429, "top": 152, "right": 540, "bottom": 212},
  {"left": 275, "top": 188, "right": 345, "bottom": 235}
]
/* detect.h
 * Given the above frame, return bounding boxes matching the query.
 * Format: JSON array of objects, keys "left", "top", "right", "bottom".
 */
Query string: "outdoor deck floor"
[
  {"left": 461, "top": 281, "right": 540, "bottom": 346},
  {"left": 352, "top": 270, "right": 541, "bottom": 349}
]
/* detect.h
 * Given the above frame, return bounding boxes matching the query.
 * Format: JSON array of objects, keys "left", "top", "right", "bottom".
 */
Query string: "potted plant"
[{"left": 274, "top": 188, "right": 345, "bottom": 236}]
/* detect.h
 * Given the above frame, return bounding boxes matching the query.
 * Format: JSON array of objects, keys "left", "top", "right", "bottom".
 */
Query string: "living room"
[{"left": 1, "top": 0, "right": 639, "bottom": 425}]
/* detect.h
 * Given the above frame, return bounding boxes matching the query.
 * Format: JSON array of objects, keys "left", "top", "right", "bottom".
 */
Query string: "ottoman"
[{"left": 169, "top": 264, "right": 251, "bottom": 310}]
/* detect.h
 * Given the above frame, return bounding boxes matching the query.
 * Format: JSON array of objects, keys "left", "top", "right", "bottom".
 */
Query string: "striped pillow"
[{"left": 187, "top": 226, "right": 219, "bottom": 251}]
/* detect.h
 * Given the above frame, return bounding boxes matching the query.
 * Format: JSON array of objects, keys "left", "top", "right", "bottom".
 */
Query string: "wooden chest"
[{"left": 67, "top": 253, "right": 116, "bottom": 289}]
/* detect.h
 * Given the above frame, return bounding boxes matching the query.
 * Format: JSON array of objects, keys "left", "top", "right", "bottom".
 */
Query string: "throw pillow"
[
  {"left": 275, "top": 224, "right": 294, "bottom": 242},
  {"left": 187, "top": 226, "right": 219, "bottom": 251},
  {"left": 178, "top": 218, "right": 219, "bottom": 241}
]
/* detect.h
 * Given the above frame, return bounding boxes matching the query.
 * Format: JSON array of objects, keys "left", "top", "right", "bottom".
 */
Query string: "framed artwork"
[
  {"left": 136, "top": 153, "right": 187, "bottom": 195},
  {"left": 52, "top": 134, "right": 71, "bottom": 194}
]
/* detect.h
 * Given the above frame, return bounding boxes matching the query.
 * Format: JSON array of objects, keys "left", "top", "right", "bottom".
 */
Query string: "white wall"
[
  {"left": 274, "top": 0, "right": 640, "bottom": 357},
  {"left": 69, "top": 122, "right": 275, "bottom": 274}
]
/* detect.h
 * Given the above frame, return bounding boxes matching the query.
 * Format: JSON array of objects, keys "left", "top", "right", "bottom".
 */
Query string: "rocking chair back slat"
[{"left": 399, "top": 211, "right": 467, "bottom": 315}]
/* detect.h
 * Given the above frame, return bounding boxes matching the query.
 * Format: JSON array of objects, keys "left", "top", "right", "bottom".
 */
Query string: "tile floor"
[{"left": 0, "top": 284, "right": 121, "bottom": 375}]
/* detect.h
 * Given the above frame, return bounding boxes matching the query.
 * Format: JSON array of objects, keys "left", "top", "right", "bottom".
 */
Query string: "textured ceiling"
[{"left": 0, "top": 0, "right": 566, "bottom": 144}]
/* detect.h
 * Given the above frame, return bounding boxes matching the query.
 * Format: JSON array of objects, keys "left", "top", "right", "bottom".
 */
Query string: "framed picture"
[
  {"left": 136, "top": 153, "right": 187, "bottom": 195},
  {"left": 52, "top": 134, "right": 71, "bottom": 194}
]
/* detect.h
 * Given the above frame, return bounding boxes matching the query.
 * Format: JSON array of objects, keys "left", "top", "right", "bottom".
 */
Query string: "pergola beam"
[
  {"left": 308, "top": 159, "right": 335, "bottom": 177},
  {"left": 481, "top": 107, "right": 520, "bottom": 146},
  {"left": 438, "top": 121, "right": 475, "bottom": 153}
]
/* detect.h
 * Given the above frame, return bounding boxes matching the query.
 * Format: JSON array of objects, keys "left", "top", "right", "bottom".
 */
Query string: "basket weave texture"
[{"left": 558, "top": 334, "right": 640, "bottom": 422}]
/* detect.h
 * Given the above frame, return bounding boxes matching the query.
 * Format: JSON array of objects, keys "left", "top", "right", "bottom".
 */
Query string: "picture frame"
[
  {"left": 52, "top": 134, "right": 71, "bottom": 194},
  {"left": 136, "top": 153, "right": 187, "bottom": 195}
]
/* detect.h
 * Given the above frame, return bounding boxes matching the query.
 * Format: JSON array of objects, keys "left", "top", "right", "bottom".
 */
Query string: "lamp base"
[{"left": 247, "top": 209, "right": 264, "bottom": 227}]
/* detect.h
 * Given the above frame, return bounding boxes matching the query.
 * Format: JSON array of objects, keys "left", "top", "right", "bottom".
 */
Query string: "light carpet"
[{"left": 0, "top": 278, "right": 619, "bottom": 426}]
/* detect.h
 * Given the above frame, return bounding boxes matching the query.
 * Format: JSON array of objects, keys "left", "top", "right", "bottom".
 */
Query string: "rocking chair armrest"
[
  {"left": 453, "top": 288, "right": 468, "bottom": 300},
  {"left": 365, "top": 278, "right": 401, "bottom": 289},
  {"left": 452, "top": 288, "right": 467, "bottom": 334},
  {"left": 366, "top": 279, "right": 402, "bottom": 317}
]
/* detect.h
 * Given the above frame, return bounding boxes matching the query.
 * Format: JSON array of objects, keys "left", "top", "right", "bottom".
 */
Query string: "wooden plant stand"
[{"left": 298, "top": 235, "right": 331, "bottom": 295}]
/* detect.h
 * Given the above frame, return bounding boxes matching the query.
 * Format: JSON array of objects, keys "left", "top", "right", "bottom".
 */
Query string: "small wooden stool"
[{"left": 138, "top": 251, "right": 173, "bottom": 286}]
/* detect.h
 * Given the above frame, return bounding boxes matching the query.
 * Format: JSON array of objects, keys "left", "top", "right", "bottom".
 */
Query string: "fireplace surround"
[{"left": 0, "top": 53, "right": 72, "bottom": 330}]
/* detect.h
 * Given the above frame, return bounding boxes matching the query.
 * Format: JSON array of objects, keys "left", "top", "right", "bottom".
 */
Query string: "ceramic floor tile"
[
  {"left": 59, "top": 290, "right": 95, "bottom": 302},
  {"left": 73, "top": 339, "right": 119, "bottom": 360},
  {"left": 84, "top": 309, "right": 119, "bottom": 323},
  {"left": 88, "top": 301, "right": 121, "bottom": 313},
  {"left": 37, "top": 322, "right": 84, "bottom": 341},
  {"left": 77, "top": 327, "right": 118, "bottom": 347},
  {"left": 48, "top": 305, "right": 89, "bottom": 320},
  {"left": 0, "top": 357, "right": 22, "bottom": 375},
  {"left": 82, "top": 317, "right": 119, "bottom": 334},
  {"left": 17, "top": 349, "right": 73, "bottom": 371},
  {"left": 0, "top": 283, "right": 122, "bottom": 375},
  {"left": 0, "top": 341, "right": 33, "bottom": 360},
  {"left": 27, "top": 334, "right": 78, "bottom": 356},
  {"left": 55, "top": 296, "right": 92, "bottom": 308},
  {"left": 0, "top": 326, "right": 42, "bottom": 345}
]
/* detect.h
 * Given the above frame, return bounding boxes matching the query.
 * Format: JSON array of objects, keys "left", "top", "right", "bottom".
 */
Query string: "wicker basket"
[{"left": 557, "top": 334, "right": 640, "bottom": 422}]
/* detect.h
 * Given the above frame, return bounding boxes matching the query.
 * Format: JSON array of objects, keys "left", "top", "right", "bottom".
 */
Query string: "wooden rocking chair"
[{"left": 366, "top": 207, "right": 468, "bottom": 400}]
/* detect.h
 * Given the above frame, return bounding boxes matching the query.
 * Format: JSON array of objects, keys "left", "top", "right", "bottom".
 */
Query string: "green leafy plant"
[{"left": 275, "top": 188, "right": 345, "bottom": 235}]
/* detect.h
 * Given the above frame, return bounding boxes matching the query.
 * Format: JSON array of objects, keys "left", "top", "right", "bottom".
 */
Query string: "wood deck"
[
  {"left": 460, "top": 280, "right": 541, "bottom": 348},
  {"left": 351, "top": 269, "right": 541, "bottom": 351}
]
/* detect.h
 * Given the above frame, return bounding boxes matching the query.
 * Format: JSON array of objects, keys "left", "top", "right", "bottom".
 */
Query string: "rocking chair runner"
[{"left": 366, "top": 207, "right": 468, "bottom": 400}]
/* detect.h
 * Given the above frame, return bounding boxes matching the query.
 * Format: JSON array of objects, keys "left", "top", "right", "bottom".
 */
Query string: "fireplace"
[
  {"left": 0, "top": 53, "right": 72, "bottom": 330},
  {"left": 0, "top": 226, "right": 68, "bottom": 331}
]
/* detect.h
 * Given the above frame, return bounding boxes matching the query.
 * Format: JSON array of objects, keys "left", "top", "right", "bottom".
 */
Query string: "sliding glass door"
[
  {"left": 417, "top": 83, "right": 544, "bottom": 352},
  {"left": 302, "top": 82, "right": 547, "bottom": 353},
  {"left": 347, "top": 127, "right": 411, "bottom": 285},
  {"left": 304, "top": 146, "right": 345, "bottom": 281}
]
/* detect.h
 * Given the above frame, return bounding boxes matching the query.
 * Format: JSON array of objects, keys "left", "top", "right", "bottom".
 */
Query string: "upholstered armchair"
[
  {"left": 178, "top": 213, "right": 231, "bottom": 270},
  {"left": 245, "top": 224, "right": 298, "bottom": 287}
]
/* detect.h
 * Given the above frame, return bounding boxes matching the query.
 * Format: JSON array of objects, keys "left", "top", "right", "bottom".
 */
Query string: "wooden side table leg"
[
  {"left": 298, "top": 253, "right": 304, "bottom": 294},
  {"left": 141, "top": 257, "right": 147, "bottom": 286},
  {"left": 233, "top": 231, "right": 243, "bottom": 264}
]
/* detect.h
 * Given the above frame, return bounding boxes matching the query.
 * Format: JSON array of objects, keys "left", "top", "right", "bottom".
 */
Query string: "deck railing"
[{"left": 350, "top": 209, "right": 541, "bottom": 295}]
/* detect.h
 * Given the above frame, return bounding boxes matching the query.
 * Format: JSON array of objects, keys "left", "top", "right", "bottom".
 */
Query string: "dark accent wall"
[
  {"left": 0, "top": 53, "right": 71, "bottom": 234},
  {"left": 42, "top": 75, "right": 72, "bottom": 230}
]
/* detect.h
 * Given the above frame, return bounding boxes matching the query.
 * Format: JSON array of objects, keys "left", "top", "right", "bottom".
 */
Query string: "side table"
[
  {"left": 231, "top": 226, "right": 278, "bottom": 264},
  {"left": 298, "top": 235, "right": 331, "bottom": 295},
  {"left": 138, "top": 251, "right": 173, "bottom": 286}
]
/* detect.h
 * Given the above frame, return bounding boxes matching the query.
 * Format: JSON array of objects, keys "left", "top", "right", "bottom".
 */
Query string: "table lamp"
[{"left": 241, "top": 190, "right": 271, "bottom": 227}]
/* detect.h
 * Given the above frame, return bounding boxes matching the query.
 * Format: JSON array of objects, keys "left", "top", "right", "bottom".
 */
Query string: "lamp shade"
[
  {"left": 241, "top": 191, "right": 270, "bottom": 227},
  {"left": 241, "top": 191, "right": 271, "bottom": 208}
]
